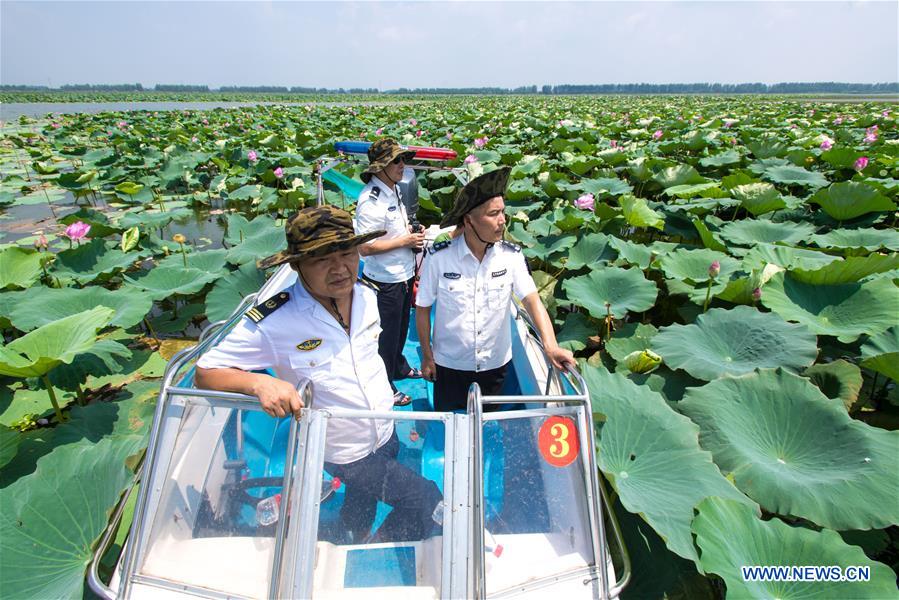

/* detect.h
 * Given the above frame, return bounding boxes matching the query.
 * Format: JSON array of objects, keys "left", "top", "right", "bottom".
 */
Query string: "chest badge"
[
  {"left": 296, "top": 339, "right": 323, "bottom": 351},
  {"left": 491, "top": 269, "right": 507, "bottom": 278},
  {"left": 388, "top": 205, "right": 397, "bottom": 212},
  {"left": 443, "top": 272, "right": 461, "bottom": 279}
]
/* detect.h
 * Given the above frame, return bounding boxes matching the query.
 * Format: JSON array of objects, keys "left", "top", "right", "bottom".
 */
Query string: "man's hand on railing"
[
  {"left": 251, "top": 374, "right": 305, "bottom": 418},
  {"left": 544, "top": 344, "right": 576, "bottom": 373}
]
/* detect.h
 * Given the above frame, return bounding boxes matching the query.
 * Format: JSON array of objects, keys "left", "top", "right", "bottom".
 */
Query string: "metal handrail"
[
  {"left": 87, "top": 478, "right": 140, "bottom": 600},
  {"left": 466, "top": 383, "right": 486, "bottom": 599},
  {"left": 466, "top": 362, "right": 630, "bottom": 599}
]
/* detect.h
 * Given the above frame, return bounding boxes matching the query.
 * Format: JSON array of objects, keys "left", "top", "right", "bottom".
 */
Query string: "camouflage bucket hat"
[
  {"left": 361, "top": 138, "right": 416, "bottom": 183},
  {"left": 440, "top": 166, "right": 512, "bottom": 227},
  {"left": 257, "top": 205, "right": 385, "bottom": 269}
]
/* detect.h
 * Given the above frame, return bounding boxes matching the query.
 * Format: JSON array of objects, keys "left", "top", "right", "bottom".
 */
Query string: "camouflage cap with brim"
[
  {"left": 257, "top": 205, "right": 385, "bottom": 269},
  {"left": 439, "top": 166, "right": 511, "bottom": 227},
  {"left": 361, "top": 138, "right": 416, "bottom": 183}
]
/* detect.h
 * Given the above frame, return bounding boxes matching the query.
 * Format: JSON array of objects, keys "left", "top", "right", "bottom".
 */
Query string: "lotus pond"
[{"left": 1, "top": 96, "right": 898, "bottom": 599}]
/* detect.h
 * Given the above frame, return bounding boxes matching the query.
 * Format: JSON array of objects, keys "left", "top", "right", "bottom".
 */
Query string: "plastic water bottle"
[
  {"left": 431, "top": 500, "right": 445, "bottom": 526},
  {"left": 256, "top": 493, "right": 282, "bottom": 526}
]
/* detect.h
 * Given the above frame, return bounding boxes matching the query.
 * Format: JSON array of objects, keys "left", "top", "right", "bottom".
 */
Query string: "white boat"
[{"left": 87, "top": 144, "right": 631, "bottom": 599}]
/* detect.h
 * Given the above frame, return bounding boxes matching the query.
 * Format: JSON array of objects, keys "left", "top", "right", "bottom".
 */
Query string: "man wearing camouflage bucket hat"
[
  {"left": 355, "top": 138, "right": 427, "bottom": 406},
  {"left": 415, "top": 167, "right": 576, "bottom": 412},
  {"left": 196, "top": 205, "right": 442, "bottom": 543}
]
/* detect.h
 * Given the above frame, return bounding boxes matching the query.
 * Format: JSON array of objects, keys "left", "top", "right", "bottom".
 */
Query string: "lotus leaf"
[
  {"left": 0, "top": 385, "right": 76, "bottom": 427},
  {"left": 117, "top": 209, "right": 176, "bottom": 230},
  {"left": 652, "top": 306, "right": 818, "bottom": 380},
  {"left": 691, "top": 497, "right": 898, "bottom": 599},
  {"left": 521, "top": 233, "right": 577, "bottom": 261},
  {"left": 52, "top": 239, "right": 143, "bottom": 284},
  {"left": 205, "top": 262, "right": 268, "bottom": 322},
  {"left": 583, "top": 365, "right": 755, "bottom": 562},
  {"left": 224, "top": 214, "right": 284, "bottom": 265},
  {"left": 691, "top": 218, "right": 727, "bottom": 252},
  {"left": 719, "top": 218, "right": 816, "bottom": 246},
  {"left": 0, "top": 247, "right": 46, "bottom": 290},
  {"left": 609, "top": 238, "right": 677, "bottom": 269},
  {"left": 762, "top": 164, "right": 829, "bottom": 188},
  {"left": 0, "top": 307, "right": 115, "bottom": 379},
  {"left": 791, "top": 253, "right": 899, "bottom": 285},
  {"left": 121, "top": 226, "right": 140, "bottom": 252},
  {"left": 563, "top": 267, "right": 658, "bottom": 319},
  {"left": 0, "top": 435, "right": 145, "bottom": 599},
  {"left": 681, "top": 369, "right": 899, "bottom": 530},
  {"left": 742, "top": 243, "right": 841, "bottom": 271},
  {"left": 803, "top": 360, "right": 864, "bottom": 412},
  {"left": 564, "top": 233, "right": 617, "bottom": 270},
  {"left": 659, "top": 248, "right": 740, "bottom": 284},
  {"left": 9, "top": 286, "right": 152, "bottom": 331},
  {"left": 811, "top": 227, "right": 899, "bottom": 252},
  {"left": 820, "top": 147, "right": 864, "bottom": 170},
  {"left": 0, "top": 425, "right": 18, "bottom": 469},
  {"left": 85, "top": 348, "right": 166, "bottom": 390},
  {"left": 860, "top": 327, "right": 899, "bottom": 382},
  {"left": 699, "top": 149, "right": 741, "bottom": 168},
  {"left": 651, "top": 164, "right": 706, "bottom": 189},
  {"left": 730, "top": 182, "right": 787, "bottom": 216},
  {"left": 123, "top": 266, "right": 219, "bottom": 302},
  {"left": 620, "top": 195, "right": 665, "bottom": 230},
  {"left": 761, "top": 272, "right": 898, "bottom": 342},
  {"left": 157, "top": 248, "right": 229, "bottom": 274},
  {"left": 576, "top": 176, "right": 633, "bottom": 197},
  {"left": 809, "top": 182, "right": 895, "bottom": 221},
  {"left": 662, "top": 182, "right": 722, "bottom": 199},
  {"left": 555, "top": 311, "right": 594, "bottom": 352}
]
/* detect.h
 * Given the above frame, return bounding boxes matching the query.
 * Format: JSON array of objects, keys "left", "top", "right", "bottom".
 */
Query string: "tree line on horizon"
[{"left": 1, "top": 82, "right": 897, "bottom": 94}]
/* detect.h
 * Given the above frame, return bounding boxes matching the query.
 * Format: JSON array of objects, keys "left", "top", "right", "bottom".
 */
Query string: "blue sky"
[{"left": 2, "top": 1, "right": 897, "bottom": 89}]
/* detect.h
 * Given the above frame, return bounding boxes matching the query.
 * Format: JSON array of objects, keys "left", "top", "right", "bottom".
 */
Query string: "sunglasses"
[{"left": 390, "top": 155, "right": 406, "bottom": 165}]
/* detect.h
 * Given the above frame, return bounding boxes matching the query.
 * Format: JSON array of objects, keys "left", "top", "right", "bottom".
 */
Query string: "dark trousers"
[
  {"left": 325, "top": 432, "right": 442, "bottom": 543},
  {"left": 433, "top": 362, "right": 510, "bottom": 412},
  {"left": 366, "top": 276, "right": 414, "bottom": 392}
]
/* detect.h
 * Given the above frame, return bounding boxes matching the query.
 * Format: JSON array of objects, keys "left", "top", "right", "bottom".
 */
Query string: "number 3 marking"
[{"left": 538, "top": 416, "right": 579, "bottom": 467}]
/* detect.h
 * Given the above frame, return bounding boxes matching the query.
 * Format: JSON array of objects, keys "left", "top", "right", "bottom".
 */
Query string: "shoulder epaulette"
[
  {"left": 428, "top": 239, "right": 452, "bottom": 254},
  {"left": 357, "top": 277, "right": 380, "bottom": 292},
  {"left": 366, "top": 186, "right": 382, "bottom": 202},
  {"left": 245, "top": 292, "right": 289, "bottom": 323},
  {"left": 500, "top": 240, "right": 521, "bottom": 252}
]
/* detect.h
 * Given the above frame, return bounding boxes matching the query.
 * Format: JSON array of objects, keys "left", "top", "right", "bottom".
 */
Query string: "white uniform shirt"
[
  {"left": 355, "top": 178, "right": 414, "bottom": 283},
  {"left": 196, "top": 280, "right": 394, "bottom": 464},
  {"left": 416, "top": 238, "right": 538, "bottom": 372}
]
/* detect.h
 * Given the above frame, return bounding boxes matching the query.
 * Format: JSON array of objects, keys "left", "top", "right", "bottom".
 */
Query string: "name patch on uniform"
[
  {"left": 296, "top": 339, "right": 323, "bottom": 351},
  {"left": 491, "top": 269, "right": 507, "bottom": 278},
  {"left": 443, "top": 272, "right": 461, "bottom": 279},
  {"left": 388, "top": 205, "right": 397, "bottom": 212}
]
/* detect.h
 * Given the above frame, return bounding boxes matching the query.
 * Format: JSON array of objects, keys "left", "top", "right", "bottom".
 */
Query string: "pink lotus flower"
[
  {"left": 574, "top": 193, "right": 595, "bottom": 211},
  {"left": 864, "top": 132, "right": 878, "bottom": 144},
  {"left": 117, "top": 121, "right": 127, "bottom": 128},
  {"left": 273, "top": 166, "right": 284, "bottom": 179},
  {"left": 820, "top": 139, "right": 833, "bottom": 151},
  {"left": 610, "top": 140, "right": 618, "bottom": 148},
  {"left": 202, "top": 119, "right": 208, "bottom": 125},
  {"left": 464, "top": 154, "right": 478, "bottom": 164},
  {"left": 51, "top": 122, "right": 61, "bottom": 129},
  {"left": 882, "top": 110, "right": 890, "bottom": 118},
  {"left": 375, "top": 128, "right": 383, "bottom": 135},
  {"left": 474, "top": 137, "right": 488, "bottom": 148},
  {"left": 446, "top": 132, "right": 453, "bottom": 140},
  {"left": 409, "top": 118, "right": 417, "bottom": 126},
  {"left": 708, "top": 260, "right": 721, "bottom": 278},
  {"left": 652, "top": 129, "right": 663, "bottom": 140},
  {"left": 191, "top": 136, "right": 198, "bottom": 143},
  {"left": 247, "top": 150, "right": 258, "bottom": 162},
  {"left": 34, "top": 234, "right": 48, "bottom": 250},
  {"left": 752, "top": 287, "right": 762, "bottom": 302},
  {"left": 833, "top": 117, "right": 843, "bottom": 125},
  {"left": 63, "top": 221, "right": 90, "bottom": 242},
  {"left": 854, "top": 156, "right": 869, "bottom": 171},
  {"left": 416, "top": 129, "right": 423, "bottom": 138}
]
